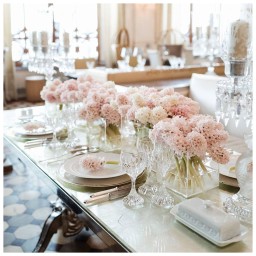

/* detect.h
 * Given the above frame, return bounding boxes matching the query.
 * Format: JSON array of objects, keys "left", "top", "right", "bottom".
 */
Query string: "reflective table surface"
[{"left": 3, "top": 106, "right": 253, "bottom": 253}]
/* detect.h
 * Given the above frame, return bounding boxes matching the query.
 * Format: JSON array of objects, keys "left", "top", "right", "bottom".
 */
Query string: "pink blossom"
[
  {"left": 208, "top": 146, "right": 230, "bottom": 164},
  {"left": 79, "top": 155, "right": 105, "bottom": 171},
  {"left": 80, "top": 102, "right": 101, "bottom": 121},
  {"left": 116, "top": 94, "right": 130, "bottom": 105},
  {"left": 150, "top": 106, "right": 168, "bottom": 125},
  {"left": 45, "top": 92, "right": 58, "bottom": 103},
  {"left": 159, "top": 87, "right": 174, "bottom": 96},
  {"left": 186, "top": 131, "right": 207, "bottom": 158},
  {"left": 101, "top": 104, "right": 121, "bottom": 125},
  {"left": 126, "top": 106, "right": 137, "bottom": 121},
  {"left": 23, "top": 122, "right": 44, "bottom": 131},
  {"left": 135, "top": 107, "right": 151, "bottom": 125}
]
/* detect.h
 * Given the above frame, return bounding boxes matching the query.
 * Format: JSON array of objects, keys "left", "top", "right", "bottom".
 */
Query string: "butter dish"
[{"left": 170, "top": 198, "right": 248, "bottom": 247}]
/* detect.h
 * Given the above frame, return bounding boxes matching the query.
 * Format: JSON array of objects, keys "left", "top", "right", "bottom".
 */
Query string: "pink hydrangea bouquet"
[
  {"left": 78, "top": 81, "right": 122, "bottom": 151},
  {"left": 40, "top": 75, "right": 98, "bottom": 104},
  {"left": 150, "top": 114, "right": 230, "bottom": 193},
  {"left": 123, "top": 86, "right": 200, "bottom": 129},
  {"left": 78, "top": 81, "right": 120, "bottom": 124}
]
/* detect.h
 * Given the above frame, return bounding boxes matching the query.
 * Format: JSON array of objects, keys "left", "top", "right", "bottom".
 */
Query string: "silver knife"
[{"left": 84, "top": 189, "right": 130, "bottom": 205}]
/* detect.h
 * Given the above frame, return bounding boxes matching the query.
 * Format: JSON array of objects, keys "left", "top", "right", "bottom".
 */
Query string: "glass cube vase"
[{"left": 165, "top": 155, "right": 219, "bottom": 198}]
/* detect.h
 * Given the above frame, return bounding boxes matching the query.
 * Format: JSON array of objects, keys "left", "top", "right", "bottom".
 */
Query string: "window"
[{"left": 11, "top": 3, "right": 98, "bottom": 64}]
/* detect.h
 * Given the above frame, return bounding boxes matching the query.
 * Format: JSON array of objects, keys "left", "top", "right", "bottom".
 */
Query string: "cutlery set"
[{"left": 84, "top": 182, "right": 144, "bottom": 205}]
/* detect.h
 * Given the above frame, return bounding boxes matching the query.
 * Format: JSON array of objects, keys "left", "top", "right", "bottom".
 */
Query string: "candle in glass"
[
  {"left": 32, "top": 31, "right": 38, "bottom": 46},
  {"left": 63, "top": 32, "right": 70, "bottom": 48},
  {"left": 228, "top": 19, "right": 251, "bottom": 60},
  {"left": 41, "top": 31, "right": 49, "bottom": 47}
]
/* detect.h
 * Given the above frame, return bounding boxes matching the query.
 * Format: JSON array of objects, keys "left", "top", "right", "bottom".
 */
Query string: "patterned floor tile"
[
  {"left": 4, "top": 204, "right": 26, "bottom": 216},
  {"left": 14, "top": 224, "right": 42, "bottom": 239}
]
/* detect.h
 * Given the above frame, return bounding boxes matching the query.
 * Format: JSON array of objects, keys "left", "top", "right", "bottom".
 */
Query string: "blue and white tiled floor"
[{"left": 3, "top": 145, "right": 110, "bottom": 253}]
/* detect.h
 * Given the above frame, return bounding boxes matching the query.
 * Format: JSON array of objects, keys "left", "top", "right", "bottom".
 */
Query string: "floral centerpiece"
[
  {"left": 149, "top": 114, "right": 230, "bottom": 198},
  {"left": 40, "top": 75, "right": 98, "bottom": 146},
  {"left": 78, "top": 81, "right": 122, "bottom": 151},
  {"left": 121, "top": 86, "right": 200, "bottom": 139}
]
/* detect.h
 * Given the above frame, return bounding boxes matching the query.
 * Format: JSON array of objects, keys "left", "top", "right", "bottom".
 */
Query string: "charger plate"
[{"left": 57, "top": 165, "right": 146, "bottom": 191}]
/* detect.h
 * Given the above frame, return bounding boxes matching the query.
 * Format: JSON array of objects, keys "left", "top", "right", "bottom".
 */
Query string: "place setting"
[{"left": 56, "top": 151, "right": 147, "bottom": 196}]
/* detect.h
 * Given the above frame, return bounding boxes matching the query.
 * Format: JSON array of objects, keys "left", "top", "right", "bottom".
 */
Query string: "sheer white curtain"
[
  {"left": 98, "top": 3, "right": 120, "bottom": 67},
  {"left": 3, "top": 4, "right": 17, "bottom": 102}
]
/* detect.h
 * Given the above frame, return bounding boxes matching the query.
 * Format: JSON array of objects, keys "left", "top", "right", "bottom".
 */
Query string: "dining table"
[{"left": 3, "top": 105, "right": 253, "bottom": 253}]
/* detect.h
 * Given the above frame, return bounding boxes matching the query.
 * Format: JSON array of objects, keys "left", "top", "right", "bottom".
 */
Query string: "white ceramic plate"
[
  {"left": 14, "top": 122, "right": 52, "bottom": 136},
  {"left": 63, "top": 152, "right": 124, "bottom": 179},
  {"left": 208, "top": 151, "right": 241, "bottom": 179},
  {"left": 170, "top": 205, "right": 248, "bottom": 247}
]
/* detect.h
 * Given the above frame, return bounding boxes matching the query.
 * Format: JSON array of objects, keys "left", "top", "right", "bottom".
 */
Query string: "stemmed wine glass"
[
  {"left": 121, "top": 47, "right": 132, "bottom": 69},
  {"left": 151, "top": 144, "right": 175, "bottom": 209},
  {"left": 45, "top": 102, "right": 63, "bottom": 150},
  {"left": 62, "top": 102, "right": 80, "bottom": 148},
  {"left": 120, "top": 149, "right": 146, "bottom": 209},
  {"left": 137, "top": 137, "right": 157, "bottom": 198}
]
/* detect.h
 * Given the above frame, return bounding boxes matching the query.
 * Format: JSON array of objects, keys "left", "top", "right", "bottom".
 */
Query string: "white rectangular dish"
[{"left": 170, "top": 204, "right": 248, "bottom": 247}]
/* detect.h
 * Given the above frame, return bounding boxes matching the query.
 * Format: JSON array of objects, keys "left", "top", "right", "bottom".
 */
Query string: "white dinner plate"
[
  {"left": 208, "top": 151, "right": 241, "bottom": 179},
  {"left": 170, "top": 205, "right": 248, "bottom": 247},
  {"left": 14, "top": 122, "right": 52, "bottom": 136},
  {"left": 63, "top": 152, "right": 124, "bottom": 179}
]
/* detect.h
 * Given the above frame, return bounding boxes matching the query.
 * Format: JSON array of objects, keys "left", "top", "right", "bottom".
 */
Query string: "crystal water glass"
[
  {"left": 151, "top": 144, "right": 174, "bottom": 209},
  {"left": 62, "top": 102, "right": 80, "bottom": 148},
  {"left": 45, "top": 102, "right": 63, "bottom": 150},
  {"left": 120, "top": 150, "right": 146, "bottom": 209},
  {"left": 137, "top": 137, "right": 157, "bottom": 198}
]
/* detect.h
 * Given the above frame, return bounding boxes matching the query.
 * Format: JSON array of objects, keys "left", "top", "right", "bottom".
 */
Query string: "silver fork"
[{"left": 38, "top": 150, "right": 87, "bottom": 164}]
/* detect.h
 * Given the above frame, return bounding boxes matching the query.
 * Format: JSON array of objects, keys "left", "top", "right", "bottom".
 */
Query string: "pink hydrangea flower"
[{"left": 79, "top": 155, "right": 105, "bottom": 171}]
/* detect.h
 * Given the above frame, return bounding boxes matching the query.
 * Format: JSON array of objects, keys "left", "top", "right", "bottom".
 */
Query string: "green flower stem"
[
  {"left": 187, "top": 157, "right": 204, "bottom": 191},
  {"left": 173, "top": 156, "right": 185, "bottom": 186},
  {"left": 195, "top": 156, "right": 212, "bottom": 178},
  {"left": 105, "top": 161, "right": 119, "bottom": 165},
  {"left": 168, "top": 155, "right": 211, "bottom": 191}
]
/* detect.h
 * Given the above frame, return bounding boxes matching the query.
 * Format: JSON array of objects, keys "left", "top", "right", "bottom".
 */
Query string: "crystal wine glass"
[
  {"left": 137, "top": 137, "right": 157, "bottom": 198},
  {"left": 120, "top": 150, "right": 146, "bottom": 209},
  {"left": 45, "top": 102, "right": 63, "bottom": 150},
  {"left": 151, "top": 144, "right": 175, "bottom": 209},
  {"left": 62, "top": 102, "right": 80, "bottom": 148}
]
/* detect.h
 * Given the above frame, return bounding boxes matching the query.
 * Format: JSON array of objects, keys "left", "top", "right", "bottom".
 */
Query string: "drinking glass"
[
  {"left": 151, "top": 144, "right": 175, "bottom": 209},
  {"left": 120, "top": 150, "right": 146, "bottom": 209},
  {"left": 137, "top": 137, "right": 156, "bottom": 198},
  {"left": 45, "top": 102, "right": 63, "bottom": 150},
  {"left": 121, "top": 47, "right": 132, "bottom": 69},
  {"left": 62, "top": 102, "right": 80, "bottom": 148}
]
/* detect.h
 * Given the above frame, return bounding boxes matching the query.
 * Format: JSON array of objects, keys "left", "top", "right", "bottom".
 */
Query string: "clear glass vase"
[
  {"left": 165, "top": 155, "right": 219, "bottom": 198},
  {"left": 102, "top": 121, "right": 121, "bottom": 152},
  {"left": 85, "top": 118, "right": 104, "bottom": 152}
]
